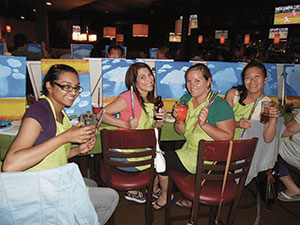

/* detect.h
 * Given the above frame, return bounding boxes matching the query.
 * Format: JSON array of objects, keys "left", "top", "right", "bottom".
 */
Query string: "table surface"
[{"left": 0, "top": 122, "right": 184, "bottom": 160}]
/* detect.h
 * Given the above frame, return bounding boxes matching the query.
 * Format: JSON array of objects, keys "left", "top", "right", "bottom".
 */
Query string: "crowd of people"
[{"left": 1, "top": 32, "right": 300, "bottom": 223}]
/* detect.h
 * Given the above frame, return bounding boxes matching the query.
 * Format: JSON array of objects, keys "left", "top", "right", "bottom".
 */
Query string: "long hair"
[
  {"left": 42, "top": 64, "right": 78, "bottom": 96},
  {"left": 236, "top": 61, "right": 267, "bottom": 105},
  {"left": 125, "top": 62, "right": 155, "bottom": 113}
]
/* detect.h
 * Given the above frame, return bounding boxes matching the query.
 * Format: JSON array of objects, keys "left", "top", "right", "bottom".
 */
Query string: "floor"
[
  {"left": 111, "top": 177, "right": 300, "bottom": 225},
  {"left": 70, "top": 146, "right": 300, "bottom": 225}
]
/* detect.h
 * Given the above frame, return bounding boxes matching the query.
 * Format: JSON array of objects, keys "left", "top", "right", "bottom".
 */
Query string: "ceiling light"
[{"left": 46, "top": 2, "right": 52, "bottom": 6}]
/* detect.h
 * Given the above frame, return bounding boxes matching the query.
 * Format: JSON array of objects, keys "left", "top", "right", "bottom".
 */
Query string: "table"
[{"left": 0, "top": 122, "right": 184, "bottom": 160}]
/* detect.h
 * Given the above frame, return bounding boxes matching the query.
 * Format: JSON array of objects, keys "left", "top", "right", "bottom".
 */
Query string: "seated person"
[
  {"left": 3, "top": 64, "right": 119, "bottom": 224},
  {"left": 278, "top": 112, "right": 300, "bottom": 201},
  {"left": 107, "top": 45, "right": 125, "bottom": 58},
  {"left": 153, "top": 63, "right": 235, "bottom": 210},
  {"left": 225, "top": 61, "right": 279, "bottom": 142},
  {"left": 99, "top": 62, "right": 166, "bottom": 204}
]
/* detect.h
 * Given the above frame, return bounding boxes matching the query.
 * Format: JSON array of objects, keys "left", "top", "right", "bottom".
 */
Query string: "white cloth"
[
  {"left": 279, "top": 112, "right": 300, "bottom": 170},
  {"left": 240, "top": 117, "right": 285, "bottom": 185},
  {"left": 0, "top": 163, "right": 100, "bottom": 225}
]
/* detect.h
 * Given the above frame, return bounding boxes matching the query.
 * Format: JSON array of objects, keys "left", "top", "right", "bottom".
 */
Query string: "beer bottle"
[{"left": 154, "top": 96, "right": 164, "bottom": 120}]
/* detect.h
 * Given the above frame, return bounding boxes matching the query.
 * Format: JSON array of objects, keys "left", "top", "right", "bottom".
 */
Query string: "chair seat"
[
  {"left": 100, "top": 159, "right": 151, "bottom": 190},
  {"left": 169, "top": 170, "right": 238, "bottom": 205}
]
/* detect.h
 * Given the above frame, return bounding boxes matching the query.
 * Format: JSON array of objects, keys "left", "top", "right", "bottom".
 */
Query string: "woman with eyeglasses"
[{"left": 3, "top": 64, "right": 119, "bottom": 225}]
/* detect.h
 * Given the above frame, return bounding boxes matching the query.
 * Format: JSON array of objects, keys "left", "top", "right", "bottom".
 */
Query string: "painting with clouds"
[
  {"left": 284, "top": 65, "right": 300, "bottom": 97},
  {"left": 0, "top": 55, "right": 26, "bottom": 120},
  {"left": 102, "top": 58, "right": 144, "bottom": 98},
  {"left": 284, "top": 64, "right": 300, "bottom": 108},
  {"left": 207, "top": 61, "right": 244, "bottom": 95},
  {"left": 0, "top": 55, "right": 26, "bottom": 98},
  {"left": 263, "top": 63, "right": 278, "bottom": 96},
  {"left": 155, "top": 61, "right": 193, "bottom": 99},
  {"left": 71, "top": 44, "right": 94, "bottom": 59}
]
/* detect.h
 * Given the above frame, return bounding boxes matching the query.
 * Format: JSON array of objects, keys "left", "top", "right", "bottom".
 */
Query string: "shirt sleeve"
[{"left": 209, "top": 96, "right": 234, "bottom": 123}]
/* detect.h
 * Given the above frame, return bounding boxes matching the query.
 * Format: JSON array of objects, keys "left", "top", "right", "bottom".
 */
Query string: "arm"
[
  {"left": 100, "top": 96, "right": 138, "bottom": 129},
  {"left": 282, "top": 115, "right": 300, "bottom": 137},
  {"left": 263, "top": 102, "right": 280, "bottom": 142},
  {"left": 3, "top": 118, "right": 96, "bottom": 172},
  {"left": 225, "top": 88, "right": 251, "bottom": 129}
]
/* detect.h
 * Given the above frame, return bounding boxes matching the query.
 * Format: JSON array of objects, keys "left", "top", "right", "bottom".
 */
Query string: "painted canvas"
[
  {"left": 284, "top": 64, "right": 300, "bottom": 108},
  {"left": 28, "top": 43, "right": 42, "bottom": 56},
  {"left": 41, "top": 59, "right": 92, "bottom": 116},
  {"left": 155, "top": 61, "right": 193, "bottom": 111},
  {"left": 71, "top": 44, "right": 94, "bottom": 59},
  {"left": 102, "top": 58, "right": 144, "bottom": 105},
  {"left": 0, "top": 55, "right": 26, "bottom": 120},
  {"left": 207, "top": 61, "right": 244, "bottom": 95},
  {"left": 263, "top": 63, "right": 278, "bottom": 97},
  {"left": 0, "top": 42, "right": 4, "bottom": 55},
  {"left": 149, "top": 48, "right": 158, "bottom": 59}
]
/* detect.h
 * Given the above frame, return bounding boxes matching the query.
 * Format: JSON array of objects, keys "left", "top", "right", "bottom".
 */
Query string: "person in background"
[
  {"left": 277, "top": 112, "right": 300, "bottom": 201},
  {"left": 10, "top": 33, "right": 51, "bottom": 99},
  {"left": 107, "top": 45, "right": 125, "bottom": 58},
  {"left": 153, "top": 63, "right": 235, "bottom": 210},
  {"left": 2, "top": 64, "right": 119, "bottom": 225},
  {"left": 99, "top": 62, "right": 167, "bottom": 204},
  {"left": 225, "top": 61, "right": 279, "bottom": 142},
  {"left": 156, "top": 46, "right": 170, "bottom": 59}
]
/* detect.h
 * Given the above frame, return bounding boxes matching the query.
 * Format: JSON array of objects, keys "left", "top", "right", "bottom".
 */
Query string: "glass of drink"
[
  {"left": 260, "top": 101, "right": 275, "bottom": 124},
  {"left": 176, "top": 104, "right": 188, "bottom": 124},
  {"left": 80, "top": 111, "right": 97, "bottom": 126}
]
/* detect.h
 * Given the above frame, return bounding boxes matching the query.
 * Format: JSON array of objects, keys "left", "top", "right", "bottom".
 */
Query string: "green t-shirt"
[{"left": 176, "top": 96, "right": 234, "bottom": 173}]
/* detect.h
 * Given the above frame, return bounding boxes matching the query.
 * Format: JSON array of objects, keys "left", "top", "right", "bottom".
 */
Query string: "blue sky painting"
[
  {"left": 207, "top": 61, "right": 244, "bottom": 95},
  {"left": 263, "top": 63, "right": 278, "bottom": 96},
  {"left": 71, "top": 44, "right": 94, "bottom": 59},
  {"left": 284, "top": 64, "right": 300, "bottom": 96},
  {"left": 102, "top": 58, "right": 144, "bottom": 97},
  {"left": 28, "top": 43, "right": 42, "bottom": 56},
  {"left": 0, "top": 55, "right": 26, "bottom": 98},
  {"left": 155, "top": 61, "right": 193, "bottom": 99}
]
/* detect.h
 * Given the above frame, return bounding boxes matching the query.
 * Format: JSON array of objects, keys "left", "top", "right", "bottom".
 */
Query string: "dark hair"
[
  {"left": 184, "top": 63, "right": 212, "bottom": 90},
  {"left": 13, "top": 33, "right": 28, "bottom": 48},
  {"left": 108, "top": 45, "right": 124, "bottom": 56},
  {"left": 125, "top": 62, "right": 155, "bottom": 112},
  {"left": 42, "top": 64, "right": 78, "bottom": 96},
  {"left": 236, "top": 61, "right": 267, "bottom": 105}
]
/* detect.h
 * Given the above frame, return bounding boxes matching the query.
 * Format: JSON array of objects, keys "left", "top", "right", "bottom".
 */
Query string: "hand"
[
  {"left": 199, "top": 107, "right": 209, "bottom": 126},
  {"left": 172, "top": 104, "right": 178, "bottom": 118},
  {"left": 77, "top": 137, "right": 96, "bottom": 154},
  {"left": 128, "top": 117, "right": 139, "bottom": 129},
  {"left": 268, "top": 102, "right": 280, "bottom": 120},
  {"left": 155, "top": 108, "right": 167, "bottom": 122},
  {"left": 239, "top": 118, "right": 251, "bottom": 129},
  {"left": 65, "top": 122, "right": 96, "bottom": 143}
]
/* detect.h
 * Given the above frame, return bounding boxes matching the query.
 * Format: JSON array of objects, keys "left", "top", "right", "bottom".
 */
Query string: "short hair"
[
  {"left": 42, "top": 64, "right": 78, "bottom": 96},
  {"left": 108, "top": 45, "right": 124, "bottom": 55},
  {"left": 13, "top": 33, "right": 28, "bottom": 48}
]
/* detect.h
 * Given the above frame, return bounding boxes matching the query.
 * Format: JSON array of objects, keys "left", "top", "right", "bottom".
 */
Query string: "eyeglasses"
[{"left": 53, "top": 82, "right": 83, "bottom": 93}]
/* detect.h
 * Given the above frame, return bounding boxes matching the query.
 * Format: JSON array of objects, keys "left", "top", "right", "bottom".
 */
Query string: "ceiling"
[{"left": 3, "top": 0, "right": 299, "bottom": 22}]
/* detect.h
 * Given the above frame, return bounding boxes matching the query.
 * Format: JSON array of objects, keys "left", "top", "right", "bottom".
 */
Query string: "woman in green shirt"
[{"left": 153, "top": 63, "right": 235, "bottom": 210}]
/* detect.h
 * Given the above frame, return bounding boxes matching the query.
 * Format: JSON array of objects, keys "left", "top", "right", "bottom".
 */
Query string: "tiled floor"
[{"left": 113, "top": 180, "right": 300, "bottom": 225}]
